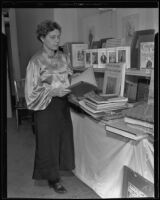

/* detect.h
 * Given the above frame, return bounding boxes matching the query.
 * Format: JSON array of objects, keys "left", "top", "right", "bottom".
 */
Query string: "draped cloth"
[{"left": 25, "top": 49, "right": 75, "bottom": 180}]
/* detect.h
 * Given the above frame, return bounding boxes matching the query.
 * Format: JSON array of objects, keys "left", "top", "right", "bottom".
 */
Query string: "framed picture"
[
  {"left": 91, "top": 49, "right": 98, "bottom": 68},
  {"left": 71, "top": 43, "right": 88, "bottom": 68},
  {"left": 107, "top": 48, "right": 117, "bottom": 63},
  {"left": 116, "top": 46, "right": 131, "bottom": 69},
  {"left": 102, "top": 63, "right": 126, "bottom": 96},
  {"left": 98, "top": 48, "right": 107, "bottom": 68},
  {"left": 84, "top": 49, "right": 92, "bottom": 68},
  {"left": 140, "top": 42, "right": 154, "bottom": 69},
  {"left": 131, "top": 29, "right": 155, "bottom": 69},
  {"left": 122, "top": 166, "right": 154, "bottom": 197}
]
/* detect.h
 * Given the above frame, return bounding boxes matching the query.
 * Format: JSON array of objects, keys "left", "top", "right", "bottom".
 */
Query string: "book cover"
[
  {"left": 91, "top": 49, "right": 98, "bottom": 68},
  {"left": 84, "top": 49, "right": 92, "bottom": 68},
  {"left": 98, "top": 48, "right": 108, "bottom": 68},
  {"left": 107, "top": 48, "right": 117, "bottom": 63},
  {"left": 116, "top": 46, "right": 131, "bottom": 69},
  {"left": 71, "top": 43, "right": 88, "bottom": 68},
  {"left": 105, "top": 119, "right": 148, "bottom": 141},
  {"left": 140, "top": 42, "right": 154, "bottom": 69},
  {"left": 122, "top": 166, "right": 154, "bottom": 197},
  {"left": 102, "top": 63, "right": 126, "bottom": 97}
]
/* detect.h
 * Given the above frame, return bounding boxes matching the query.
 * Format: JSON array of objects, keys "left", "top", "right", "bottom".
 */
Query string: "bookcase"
[{"left": 73, "top": 67, "right": 152, "bottom": 102}]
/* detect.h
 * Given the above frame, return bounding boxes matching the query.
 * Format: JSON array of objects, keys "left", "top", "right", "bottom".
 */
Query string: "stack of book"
[
  {"left": 106, "top": 38, "right": 122, "bottom": 48},
  {"left": 123, "top": 102, "right": 154, "bottom": 136},
  {"left": 78, "top": 91, "right": 128, "bottom": 119}
]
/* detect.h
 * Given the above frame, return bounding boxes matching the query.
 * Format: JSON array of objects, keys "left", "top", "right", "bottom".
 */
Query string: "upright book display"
[
  {"left": 103, "top": 63, "right": 126, "bottom": 97},
  {"left": 71, "top": 43, "right": 88, "bottom": 68},
  {"left": 140, "top": 42, "right": 154, "bottom": 69}
]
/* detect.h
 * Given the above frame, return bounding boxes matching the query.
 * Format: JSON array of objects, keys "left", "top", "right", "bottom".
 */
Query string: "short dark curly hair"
[{"left": 36, "top": 20, "right": 61, "bottom": 42}]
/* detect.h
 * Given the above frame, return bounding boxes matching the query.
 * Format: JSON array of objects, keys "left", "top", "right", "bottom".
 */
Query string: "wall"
[
  {"left": 53, "top": 8, "right": 79, "bottom": 45},
  {"left": 15, "top": 8, "right": 54, "bottom": 78},
  {"left": 80, "top": 8, "right": 158, "bottom": 44}
]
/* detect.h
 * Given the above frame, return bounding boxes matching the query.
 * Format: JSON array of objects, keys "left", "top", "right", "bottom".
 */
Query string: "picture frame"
[
  {"left": 107, "top": 48, "right": 117, "bottom": 63},
  {"left": 71, "top": 43, "right": 88, "bottom": 68},
  {"left": 84, "top": 49, "right": 92, "bottom": 68},
  {"left": 122, "top": 166, "right": 154, "bottom": 197},
  {"left": 131, "top": 29, "right": 155, "bottom": 69},
  {"left": 102, "top": 63, "right": 126, "bottom": 96},
  {"left": 98, "top": 48, "right": 108, "bottom": 68},
  {"left": 91, "top": 49, "right": 98, "bottom": 68},
  {"left": 116, "top": 46, "right": 131, "bottom": 69}
]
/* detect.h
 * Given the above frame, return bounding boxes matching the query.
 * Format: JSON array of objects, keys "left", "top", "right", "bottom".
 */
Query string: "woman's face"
[{"left": 41, "top": 29, "right": 61, "bottom": 51}]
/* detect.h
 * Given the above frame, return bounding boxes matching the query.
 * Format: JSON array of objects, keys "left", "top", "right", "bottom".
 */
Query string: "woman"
[{"left": 25, "top": 20, "right": 75, "bottom": 194}]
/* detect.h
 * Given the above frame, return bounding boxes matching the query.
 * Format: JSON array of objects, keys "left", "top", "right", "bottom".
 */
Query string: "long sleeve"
[{"left": 25, "top": 61, "right": 53, "bottom": 111}]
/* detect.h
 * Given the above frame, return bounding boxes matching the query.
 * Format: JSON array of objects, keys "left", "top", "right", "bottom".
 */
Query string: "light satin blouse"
[{"left": 25, "top": 49, "right": 73, "bottom": 111}]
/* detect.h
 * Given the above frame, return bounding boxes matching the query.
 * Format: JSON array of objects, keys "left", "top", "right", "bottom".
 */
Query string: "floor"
[{"left": 7, "top": 115, "right": 100, "bottom": 199}]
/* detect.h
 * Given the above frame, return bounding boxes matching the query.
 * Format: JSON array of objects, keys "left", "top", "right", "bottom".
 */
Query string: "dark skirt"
[{"left": 32, "top": 96, "right": 75, "bottom": 180}]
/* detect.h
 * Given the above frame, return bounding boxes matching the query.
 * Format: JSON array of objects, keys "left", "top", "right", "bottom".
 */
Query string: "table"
[{"left": 71, "top": 110, "right": 154, "bottom": 198}]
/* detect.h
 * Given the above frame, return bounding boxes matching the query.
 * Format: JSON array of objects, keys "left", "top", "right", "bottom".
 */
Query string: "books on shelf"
[
  {"left": 124, "top": 79, "right": 138, "bottom": 102},
  {"left": 124, "top": 117, "right": 154, "bottom": 129},
  {"left": 102, "top": 63, "right": 126, "bottom": 97},
  {"left": 106, "top": 38, "right": 122, "bottom": 48},
  {"left": 140, "top": 42, "right": 154, "bottom": 69},
  {"left": 105, "top": 119, "right": 148, "bottom": 141}
]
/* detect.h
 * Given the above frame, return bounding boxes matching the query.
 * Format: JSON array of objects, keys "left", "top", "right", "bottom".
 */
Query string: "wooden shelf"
[{"left": 73, "top": 67, "right": 152, "bottom": 78}]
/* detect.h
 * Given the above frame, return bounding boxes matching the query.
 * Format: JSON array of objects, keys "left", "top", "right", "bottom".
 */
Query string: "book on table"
[
  {"left": 105, "top": 119, "right": 148, "bottom": 141},
  {"left": 124, "top": 117, "right": 154, "bottom": 129},
  {"left": 102, "top": 63, "right": 126, "bottom": 97},
  {"left": 84, "top": 91, "right": 128, "bottom": 104},
  {"left": 123, "top": 102, "right": 154, "bottom": 124}
]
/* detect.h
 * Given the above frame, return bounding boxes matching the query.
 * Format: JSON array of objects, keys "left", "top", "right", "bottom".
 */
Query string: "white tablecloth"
[{"left": 71, "top": 110, "right": 154, "bottom": 198}]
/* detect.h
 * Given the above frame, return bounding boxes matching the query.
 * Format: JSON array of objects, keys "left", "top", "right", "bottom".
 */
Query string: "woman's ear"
[{"left": 40, "top": 36, "right": 44, "bottom": 43}]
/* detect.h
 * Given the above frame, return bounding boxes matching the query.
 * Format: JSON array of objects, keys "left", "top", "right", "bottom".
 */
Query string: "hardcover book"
[
  {"left": 122, "top": 166, "right": 154, "bottom": 197},
  {"left": 102, "top": 63, "right": 126, "bottom": 97},
  {"left": 140, "top": 42, "right": 154, "bottom": 69},
  {"left": 69, "top": 81, "right": 98, "bottom": 99},
  {"left": 105, "top": 119, "right": 148, "bottom": 141}
]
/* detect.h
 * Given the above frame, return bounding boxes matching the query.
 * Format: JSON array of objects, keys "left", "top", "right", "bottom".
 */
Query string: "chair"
[{"left": 14, "top": 79, "right": 35, "bottom": 133}]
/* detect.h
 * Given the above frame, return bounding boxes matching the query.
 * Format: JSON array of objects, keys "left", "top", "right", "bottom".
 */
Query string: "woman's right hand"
[{"left": 49, "top": 87, "right": 71, "bottom": 97}]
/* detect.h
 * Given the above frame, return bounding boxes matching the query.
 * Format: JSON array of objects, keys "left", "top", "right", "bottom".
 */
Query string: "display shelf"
[{"left": 73, "top": 67, "right": 152, "bottom": 77}]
